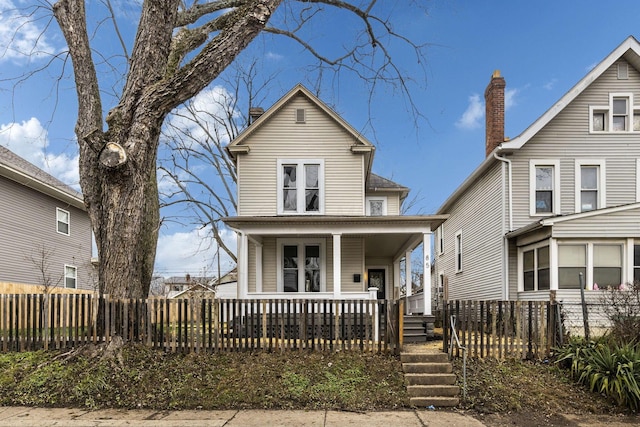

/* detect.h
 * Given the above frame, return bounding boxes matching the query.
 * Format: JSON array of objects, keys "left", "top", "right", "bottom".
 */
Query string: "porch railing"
[{"left": 0, "top": 294, "right": 401, "bottom": 354}]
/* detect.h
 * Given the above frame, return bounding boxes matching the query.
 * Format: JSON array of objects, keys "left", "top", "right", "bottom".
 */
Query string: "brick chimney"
[{"left": 484, "top": 70, "right": 506, "bottom": 157}]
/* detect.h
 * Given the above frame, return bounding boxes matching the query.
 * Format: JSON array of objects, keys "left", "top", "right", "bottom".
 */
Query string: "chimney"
[
  {"left": 248, "top": 107, "right": 264, "bottom": 125},
  {"left": 484, "top": 70, "right": 506, "bottom": 157}
]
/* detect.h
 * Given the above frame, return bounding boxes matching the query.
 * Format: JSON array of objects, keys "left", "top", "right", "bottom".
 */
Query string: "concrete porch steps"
[
  {"left": 402, "top": 315, "right": 435, "bottom": 343},
  {"left": 401, "top": 350, "right": 459, "bottom": 408}
]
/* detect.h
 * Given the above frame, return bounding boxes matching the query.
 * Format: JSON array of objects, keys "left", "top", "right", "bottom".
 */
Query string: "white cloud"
[
  {"left": 155, "top": 225, "right": 237, "bottom": 278},
  {"left": 0, "top": 1, "right": 56, "bottom": 62},
  {"left": 265, "top": 51, "right": 284, "bottom": 61},
  {"left": 455, "top": 94, "right": 483, "bottom": 129},
  {"left": 0, "top": 117, "right": 80, "bottom": 188},
  {"left": 543, "top": 78, "right": 557, "bottom": 91},
  {"left": 505, "top": 88, "right": 519, "bottom": 111}
]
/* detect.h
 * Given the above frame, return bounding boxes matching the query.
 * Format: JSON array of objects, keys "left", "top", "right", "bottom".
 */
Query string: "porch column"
[
  {"left": 255, "top": 243, "right": 263, "bottom": 293},
  {"left": 238, "top": 232, "right": 249, "bottom": 299},
  {"left": 405, "top": 250, "right": 412, "bottom": 315},
  {"left": 423, "top": 233, "right": 432, "bottom": 316},
  {"left": 333, "top": 233, "right": 342, "bottom": 298}
]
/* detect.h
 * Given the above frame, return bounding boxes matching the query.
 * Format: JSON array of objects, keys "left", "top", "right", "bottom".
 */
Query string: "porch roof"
[{"left": 223, "top": 215, "right": 448, "bottom": 260}]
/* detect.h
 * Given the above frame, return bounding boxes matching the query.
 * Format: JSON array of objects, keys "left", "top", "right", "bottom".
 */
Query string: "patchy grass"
[{"left": 0, "top": 342, "right": 633, "bottom": 424}]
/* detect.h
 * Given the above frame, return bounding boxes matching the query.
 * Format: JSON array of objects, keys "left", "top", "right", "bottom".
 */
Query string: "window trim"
[
  {"left": 56, "top": 208, "right": 70, "bottom": 236},
  {"left": 557, "top": 240, "right": 626, "bottom": 290},
  {"left": 529, "top": 160, "right": 561, "bottom": 217},
  {"left": 64, "top": 264, "right": 77, "bottom": 289},
  {"left": 454, "top": 230, "right": 462, "bottom": 273},
  {"left": 574, "top": 159, "right": 606, "bottom": 213},
  {"left": 636, "top": 159, "right": 640, "bottom": 203},
  {"left": 518, "top": 241, "right": 551, "bottom": 292},
  {"left": 365, "top": 196, "right": 387, "bottom": 216},
  {"left": 276, "top": 238, "right": 326, "bottom": 293},
  {"left": 589, "top": 92, "right": 640, "bottom": 133},
  {"left": 436, "top": 225, "right": 445, "bottom": 256},
  {"left": 276, "top": 159, "right": 325, "bottom": 215}
]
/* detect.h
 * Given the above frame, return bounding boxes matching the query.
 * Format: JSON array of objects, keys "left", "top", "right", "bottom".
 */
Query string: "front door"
[{"left": 368, "top": 269, "right": 386, "bottom": 300}]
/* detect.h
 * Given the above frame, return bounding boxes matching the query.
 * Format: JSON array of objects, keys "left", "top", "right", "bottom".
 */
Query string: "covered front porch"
[{"left": 223, "top": 215, "right": 447, "bottom": 316}]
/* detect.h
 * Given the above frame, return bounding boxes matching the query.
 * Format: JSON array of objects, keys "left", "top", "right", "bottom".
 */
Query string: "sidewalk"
[{"left": 0, "top": 407, "right": 487, "bottom": 426}]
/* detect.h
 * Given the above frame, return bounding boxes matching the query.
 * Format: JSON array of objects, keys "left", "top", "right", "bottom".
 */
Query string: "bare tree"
[
  {"left": 27, "top": 244, "right": 63, "bottom": 294},
  {"left": 19, "top": 0, "right": 428, "bottom": 298}
]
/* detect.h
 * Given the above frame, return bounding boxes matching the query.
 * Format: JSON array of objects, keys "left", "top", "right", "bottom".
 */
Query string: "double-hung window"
[
  {"left": 278, "top": 160, "right": 324, "bottom": 214},
  {"left": 57, "top": 208, "right": 70, "bottom": 235},
  {"left": 590, "top": 92, "right": 640, "bottom": 133},
  {"left": 277, "top": 239, "right": 325, "bottom": 292},
  {"left": 522, "top": 245, "right": 550, "bottom": 291},
  {"left": 64, "top": 265, "right": 77, "bottom": 289},
  {"left": 454, "top": 230, "right": 462, "bottom": 273},
  {"left": 530, "top": 160, "right": 560, "bottom": 216},
  {"left": 558, "top": 242, "right": 623, "bottom": 289},
  {"left": 575, "top": 160, "right": 605, "bottom": 212}
]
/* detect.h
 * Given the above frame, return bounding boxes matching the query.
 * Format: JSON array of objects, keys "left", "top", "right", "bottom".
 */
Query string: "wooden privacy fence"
[
  {"left": 0, "top": 294, "right": 401, "bottom": 353},
  {"left": 444, "top": 300, "right": 561, "bottom": 360}
]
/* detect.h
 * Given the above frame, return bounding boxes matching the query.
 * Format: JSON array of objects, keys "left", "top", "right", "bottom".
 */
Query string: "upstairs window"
[
  {"left": 530, "top": 160, "right": 560, "bottom": 216},
  {"left": 365, "top": 197, "right": 387, "bottom": 216},
  {"left": 575, "top": 160, "right": 605, "bottom": 213},
  {"left": 590, "top": 93, "right": 640, "bottom": 133},
  {"left": 277, "top": 159, "right": 324, "bottom": 214},
  {"left": 56, "top": 208, "right": 70, "bottom": 235}
]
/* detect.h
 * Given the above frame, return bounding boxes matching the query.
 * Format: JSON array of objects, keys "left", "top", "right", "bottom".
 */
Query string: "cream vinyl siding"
[
  {"left": 551, "top": 207, "right": 640, "bottom": 238},
  {"left": 510, "top": 59, "right": 640, "bottom": 229},
  {"left": 237, "top": 95, "right": 365, "bottom": 217},
  {"left": 440, "top": 164, "right": 504, "bottom": 300},
  {"left": 341, "top": 237, "right": 364, "bottom": 292},
  {"left": 0, "top": 176, "right": 94, "bottom": 290}
]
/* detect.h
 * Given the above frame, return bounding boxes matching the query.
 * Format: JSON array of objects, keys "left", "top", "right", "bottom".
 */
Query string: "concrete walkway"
[{"left": 0, "top": 406, "right": 487, "bottom": 426}]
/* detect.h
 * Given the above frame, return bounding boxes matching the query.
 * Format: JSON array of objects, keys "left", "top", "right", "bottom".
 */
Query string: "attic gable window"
[
  {"left": 295, "top": 108, "right": 306, "bottom": 123},
  {"left": 590, "top": 93, "right": 640, "bottom": 133},
  {"left": 277, "top": 159, "right": 324, "bottom": 215}
]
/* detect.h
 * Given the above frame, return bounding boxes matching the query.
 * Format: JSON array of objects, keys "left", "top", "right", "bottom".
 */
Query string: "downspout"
[{"left": 493, "top": 150, "right": 512, "bottom": 301}]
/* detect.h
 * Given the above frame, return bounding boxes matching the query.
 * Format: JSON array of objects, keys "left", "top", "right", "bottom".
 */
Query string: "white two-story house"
[
  {"left": 223, "top": 84, "right": 446, "bottom": 312},
  {"left": 433, "top": 36, "right": 640, "bottom": 310}
]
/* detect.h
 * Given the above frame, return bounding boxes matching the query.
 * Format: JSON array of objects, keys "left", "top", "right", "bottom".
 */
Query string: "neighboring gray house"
[
  {"left": 0, "top": 145, "right": 95, "bottom": 292},
  {"left": 433, "top": 36, "right": 640, "bottom": 307}
]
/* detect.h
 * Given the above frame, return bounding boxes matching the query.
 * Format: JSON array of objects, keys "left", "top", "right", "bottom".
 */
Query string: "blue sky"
[{"left": 1, "top": 1, "right": 640, "bottom": 277}]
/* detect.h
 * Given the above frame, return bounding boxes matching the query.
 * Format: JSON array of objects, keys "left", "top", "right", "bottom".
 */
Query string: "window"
[
  {"left": 436, "top": 225, "right": 445, "bottom": 256},
  {"left": 590, "top": 93, "right": 639, "bottom": 133},
  {"left": 277, "top": 239, "right": 325, "bottom": 292},
  {"left": 612, "top": 97, "right": 629, "bottom": 131},
  {"left": 277, "top": 160, "right": 324, "bottom": 214},
  {"left": 295, "top": 108, "right": 306, "bottom": 123},
  {"left": 522, "top": 245, "right": 550, "bottom": 291},
  {"left": 558, "top": 245, "right": 586, "bottom": 289},
  {"left": 593, "top": 244, "right": 622, "bottom": 288},
  {"left": 56, "top": 208, "right": 70, "bottom": 235},
  {"left": 530, "top": 160, "right": 560, "bottom": 216},
  {"left": 575, "top": 160, "right": 605, "bottom": 213},
  {"left": 455, "top": 230, "right": 462, "bottom": 272},
  {"left": 558, "top": 242, "right": 624, "bottom": 289},
  {"left": 366, "top": 197, "right": 387, "bottom": 216},
  {"left": 64, "top": 265, "right": 77, "bottom": 289},
  {"left": 634, "top": 245, "right": 640, "bottom": 283}
]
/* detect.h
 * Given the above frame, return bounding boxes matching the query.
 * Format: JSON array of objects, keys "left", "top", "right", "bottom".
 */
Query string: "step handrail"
[{"left": 448, "top": 314, "right": 467, "bottom": 401}]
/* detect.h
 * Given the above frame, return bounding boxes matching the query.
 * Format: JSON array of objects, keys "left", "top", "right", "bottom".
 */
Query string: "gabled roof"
[
  {"left": 226, "top": 84, "right": 375, "bottom": 176},
  {"left": 0, "top": 145, "right": 85, "bottom": 210},
  {"left": 502, "top": 36, "right": 640, "bottom": 151},
  {"left": 437, "top": 36, "right": 640, "bottom": 214}
]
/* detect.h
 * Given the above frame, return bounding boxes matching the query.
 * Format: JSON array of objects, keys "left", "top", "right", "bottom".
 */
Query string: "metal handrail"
[{"left": 448, "top": 314, "right": 467, "bottom": 401}]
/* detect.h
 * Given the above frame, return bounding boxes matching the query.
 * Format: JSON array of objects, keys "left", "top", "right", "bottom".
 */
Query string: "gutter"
[{"left": 493, "top": 149, "right": 513, "bottom": 301}]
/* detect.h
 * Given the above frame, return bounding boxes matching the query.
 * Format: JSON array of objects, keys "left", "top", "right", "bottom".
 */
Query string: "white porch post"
[
  {"left": 238, "top": 232, "right": 249, "bottom": 299},
  {"left": 255, "top": 243, "right": 263, "bottom": 293},
  {"left": 333, "top": 233, "right": 342, "bottom": 298},
  {"left": 405, "top": 250, "right": 412, "bottom": 315},
  {"left": 423, "top": 233, "right": 432, "bottom": 316}
]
